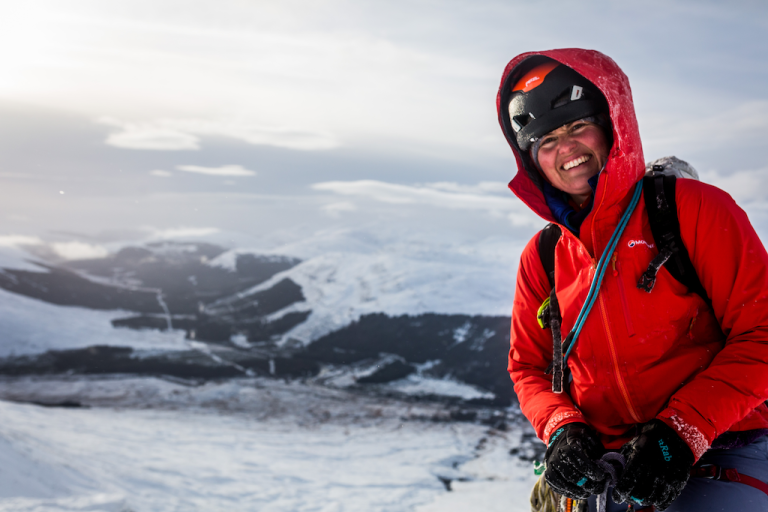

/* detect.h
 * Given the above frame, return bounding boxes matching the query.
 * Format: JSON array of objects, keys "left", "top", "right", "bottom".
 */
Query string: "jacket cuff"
[
  {"left": 657, "top": 408, "right": 712, "bottom": 462},
  {"left": 543, "top": 410, "right": 586, "bottom": 444}
]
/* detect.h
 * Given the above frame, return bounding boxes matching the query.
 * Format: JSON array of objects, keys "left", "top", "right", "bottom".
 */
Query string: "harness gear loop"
[{"left": 690, "top": 464, "right": 768, "bottom": 496}]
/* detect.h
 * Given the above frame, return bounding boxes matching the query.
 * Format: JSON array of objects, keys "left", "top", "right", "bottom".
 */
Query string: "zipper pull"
[
  {"left": 611, "top": 253, "right": 618, "bottom": 276},
  {"left": 688, "top": 312, "right": 698, "bottom": 339}
]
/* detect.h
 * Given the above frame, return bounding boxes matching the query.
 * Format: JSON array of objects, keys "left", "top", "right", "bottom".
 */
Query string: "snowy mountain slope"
[
  {"left": 0, "top": 240, "right": 306, "bottom": 352},
  {"left": 0, "top": 286, "right": 189, "bottom": 358},
  {"left": 1, "top": 228, "right": 524, "bottom": 351},
  {"left": 0, "top": 230, "right": 523, "bottom": 405},
  {"left": 208, "top": 228, "right": 524, "bottom": 345},
  {"left": 0, "top": 378, "right": 540, "bottom": 512},
  {"left": 0, "top": 244, "right": 46, "bottom": 272}
]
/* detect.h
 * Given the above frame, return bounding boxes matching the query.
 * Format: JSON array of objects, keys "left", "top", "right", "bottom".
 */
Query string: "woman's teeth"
[{"left": 563, "top": 155, "right": 590, "bottom": 170}]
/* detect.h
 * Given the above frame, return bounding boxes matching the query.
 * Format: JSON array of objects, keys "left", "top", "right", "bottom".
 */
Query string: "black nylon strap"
[
  {"left": 642, "top": 175, "right": 711, "bottom": 305},
  {"left": 550, "top": 286, "right": 564, "bottom": 393},
  {"left": 539, "top": 223, "right": 561, "bottom": 290},
  {"left": 538, "top": 224, "right": 567, "bottom": 393}
]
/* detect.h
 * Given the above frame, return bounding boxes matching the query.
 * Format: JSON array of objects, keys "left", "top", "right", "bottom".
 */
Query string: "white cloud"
[
  {"left": 150, "top": 170, "right": 173, "bottom": 177},
  {"left": 100, "top": 118, "right": 339, "bottom": 152},
  {"left": 313, "top": 180, "right": 512, "bottom": 210},
  {"left": 322, "top": 201, "right": 358, "bottom": 218},
  {"left": 219, "top": 125, "right": 339, "bottom": 151},
  {"left": 51, "top": 242, "right": 109, "bottom": 260},
  {"left": 176, "top": 164, "right": 256, "bottom": 177},
  {"left": 425, "top": 181, "right": 509, "bottom": 195},
  {"left": 312, "top": 180, "right": 540, "bottom": 227},
  {"left": 0, "top": 235, "right": 43, "bottom": 247},
  {"left": 104, "top": 122, "right": 200, "bottom": 150},
  {"left": 150, "top": 227, "right": 220, "bottom": 239}
]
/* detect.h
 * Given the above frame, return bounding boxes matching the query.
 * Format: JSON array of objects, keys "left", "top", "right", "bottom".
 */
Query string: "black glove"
[
  {"left": 544, "top": 422, "right": 607, "bottom": 500},
  {"left": 612, "top": 419, "right": 694, "bottom": 511}
]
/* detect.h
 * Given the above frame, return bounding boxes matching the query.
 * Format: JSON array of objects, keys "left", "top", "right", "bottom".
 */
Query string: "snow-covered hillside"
[
  {"left": 0, "top": 228, "right": 524, "bottom": 354},
  {"left": 207, "top": 227, "right": 524, "bottom": 345},
  {"left": 0, "top": 230, "right": 522, "bottom": 405},
  {"left": 0, "top": 286, "right": 190, "bottom": 358}
]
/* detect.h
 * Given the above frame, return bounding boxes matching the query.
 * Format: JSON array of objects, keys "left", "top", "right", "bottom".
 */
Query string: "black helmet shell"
[{"left": 506, "top": 62, "right": 609, "bottom": 151}]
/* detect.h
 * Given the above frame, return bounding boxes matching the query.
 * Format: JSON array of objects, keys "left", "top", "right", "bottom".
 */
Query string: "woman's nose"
[{"left": 557, "top": 135, "right": 578, "bottom": 153}]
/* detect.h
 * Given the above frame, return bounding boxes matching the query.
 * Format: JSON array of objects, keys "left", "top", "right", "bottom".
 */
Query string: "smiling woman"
[{"left": 498, "top": 49, "right": 768, "bottom": 512}]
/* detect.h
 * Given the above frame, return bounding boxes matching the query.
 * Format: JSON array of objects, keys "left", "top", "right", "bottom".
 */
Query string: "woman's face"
[{"left": 534, "top": 120, "right": 610, "bottom": 203}]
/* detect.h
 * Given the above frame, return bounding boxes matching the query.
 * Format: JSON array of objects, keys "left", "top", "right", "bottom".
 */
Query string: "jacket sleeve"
[
  {"left": 509, "top": 232, "right": 587, "bottom": 444},
  {"left": 657, "top": 180, "right": 768, "bottom": 460}
]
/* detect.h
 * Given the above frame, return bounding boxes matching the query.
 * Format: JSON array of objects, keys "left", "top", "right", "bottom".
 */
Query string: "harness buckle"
[{"left": 694, "top": 463, "right": 722, "bottom": 480}]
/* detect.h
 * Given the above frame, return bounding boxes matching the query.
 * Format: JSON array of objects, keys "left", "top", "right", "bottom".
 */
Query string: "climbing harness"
[{"left": 690, "top": 464, "right": 768, "bottom": 497}]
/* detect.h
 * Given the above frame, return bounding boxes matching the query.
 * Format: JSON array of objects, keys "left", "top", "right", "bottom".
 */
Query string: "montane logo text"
[{"left": 628, "top": 240, "right": 655, "bottom": 249}]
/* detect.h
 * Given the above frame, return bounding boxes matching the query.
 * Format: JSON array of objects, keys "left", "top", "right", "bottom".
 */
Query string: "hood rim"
[{"left": 497, "top": 48, "right": 645, "bottom": 225}]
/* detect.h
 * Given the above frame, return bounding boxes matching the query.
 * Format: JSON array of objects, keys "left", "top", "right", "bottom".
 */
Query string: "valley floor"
[{"left": 0, "top": 376, "right": 539, "bottom": 512}]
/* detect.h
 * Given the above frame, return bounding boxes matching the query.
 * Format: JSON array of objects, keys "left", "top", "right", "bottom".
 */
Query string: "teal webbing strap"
[{"left": 562, "top": 181, "right": 643, "bottom": 365}]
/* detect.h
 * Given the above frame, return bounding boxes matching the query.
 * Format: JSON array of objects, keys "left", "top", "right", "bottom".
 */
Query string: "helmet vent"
[
  {"left": 511, "top": 114, "right": 533, "bottom": 133},
  {"left": 551, "top": 85, "right": 590, "bottom": 109},
  {"left": 552, "top": 88, "right": 572, "bottom": 109}
]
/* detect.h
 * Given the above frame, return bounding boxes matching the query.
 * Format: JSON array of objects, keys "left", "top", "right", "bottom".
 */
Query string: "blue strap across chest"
[{"left": 562, "top": 181, "right": 643, "bottom": 365}]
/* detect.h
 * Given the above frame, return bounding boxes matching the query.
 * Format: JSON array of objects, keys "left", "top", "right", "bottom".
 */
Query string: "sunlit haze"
[{"left": 1, "top": 0, "right": 767, "bottom": 264}]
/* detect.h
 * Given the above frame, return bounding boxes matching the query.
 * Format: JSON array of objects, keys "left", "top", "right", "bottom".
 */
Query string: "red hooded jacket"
[{"left": 499, "top": 49, "right": 768, "bottom": 460}]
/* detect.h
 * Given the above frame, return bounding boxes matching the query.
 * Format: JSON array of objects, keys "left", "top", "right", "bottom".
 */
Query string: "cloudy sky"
[{"left": 1, "top": 0, "right": 767, "bottom": 258}]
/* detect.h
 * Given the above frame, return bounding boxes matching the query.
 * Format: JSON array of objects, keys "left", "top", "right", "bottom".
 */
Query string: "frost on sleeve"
[
  {"left": 509, "top": 232, "right": 585, "bottom": 443},
  {"left": 657, "top": 180, "right": 768, "bottom": 459}
]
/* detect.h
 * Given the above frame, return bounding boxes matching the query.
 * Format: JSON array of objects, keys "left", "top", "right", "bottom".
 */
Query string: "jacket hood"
[{"left": 497, "top": 49, "right": 644, "bottom": 223}]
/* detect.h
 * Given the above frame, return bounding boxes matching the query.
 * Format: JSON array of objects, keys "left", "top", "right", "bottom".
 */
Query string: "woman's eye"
[{"left": 540, "top": 137, "right": 557, "bottom": 148}]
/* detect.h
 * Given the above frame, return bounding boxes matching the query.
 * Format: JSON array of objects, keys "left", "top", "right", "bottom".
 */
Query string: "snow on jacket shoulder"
[{"left": 498, "top": 49, "right": 768, "bottom": 460}]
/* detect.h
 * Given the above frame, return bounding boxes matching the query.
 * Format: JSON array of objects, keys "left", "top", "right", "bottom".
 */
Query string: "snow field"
[{"left": 0, "top": 396, "right": 538, "bottom": 512}]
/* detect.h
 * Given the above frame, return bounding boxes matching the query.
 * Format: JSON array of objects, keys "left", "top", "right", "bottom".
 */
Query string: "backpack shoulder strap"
[
  {"left": 538, "top": 223, "right": 561, "bottom": 290},
  {"left": 537, "top": 223, "right": 568, "bottom": 393},
  {"left": 640, "top": 174, "right": 711, "bottom": 305}
]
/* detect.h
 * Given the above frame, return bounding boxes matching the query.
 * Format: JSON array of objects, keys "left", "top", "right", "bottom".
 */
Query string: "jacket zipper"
[
  {"left": 592, "top": 177, "right": 642, "bottom": 424},
  {"left": 613, "top": 255, "right": 635, "bottom": 337},
  {"left": 598, "top": 291, "right": 642, "bottom": 423}
]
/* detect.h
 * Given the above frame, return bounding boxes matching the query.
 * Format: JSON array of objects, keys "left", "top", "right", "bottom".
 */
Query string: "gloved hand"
[
  {"left": 612, "top": 419, "right": 694, "bottom": 511},
  {"left": 544, "top": 422, "right": 607, "bottom": 500}
]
